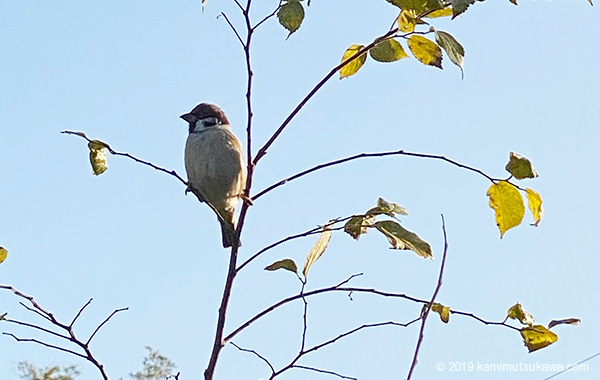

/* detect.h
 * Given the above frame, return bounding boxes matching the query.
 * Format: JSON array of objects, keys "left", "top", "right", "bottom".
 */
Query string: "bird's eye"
[{"left": 201, "top": 117, "right": 219, "bottom": 127}]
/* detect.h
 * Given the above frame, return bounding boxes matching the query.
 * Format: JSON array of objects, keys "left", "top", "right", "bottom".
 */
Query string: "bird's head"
[{"left": 181, "top": 103, "right": 230, "bottom": 133}]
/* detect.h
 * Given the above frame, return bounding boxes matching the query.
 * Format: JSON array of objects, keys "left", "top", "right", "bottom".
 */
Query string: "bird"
[{"left": 181, "top": 103, "right": 247, "bottom": 248}]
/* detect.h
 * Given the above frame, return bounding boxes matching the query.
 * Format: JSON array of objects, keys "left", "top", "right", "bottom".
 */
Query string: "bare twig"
[
  {"left": 86, "top": 307, "right": 129, "bottom": 345},
  {"left": 271, "top": 320, "right": 419, "bottom": 379},
  {"left": 253, "top": 1, "right": 283, "bottom": 29},
  {"left": 450, "top": 310, "right": 520, "bottom": 331},
  {"left": 218, "top": 12, "right": 245, "bottom": 47},
  {"left": 406, "top": 215, "right": 449, "bottom": 380},
  {"left": 4, "top": 318, "right": 71, "bottom": 340},
  {"left": 237, "top": 222, "right": 347, "bottom": 272},
  {"left": 253, "top": 27, "right": 401, "bottom": 165},
  {"left": 1, "top": 285, "right": 127, "bottom": 380},
  {"left": 61, "top": 130, "right": 188, "bottom": 186},
  {"left": 19, "top": 301, "right": 52, "bottom": 322},
  {"left": 225, "top": 284, "right": 426, "bottom": 343},
  {"left": 293, "top": 365, "right": 358, "bottom": 380},
  {"left": 253, "top": 150, "right": 501, "bottom": 201},
  {"left": 230, "top": 342, "right": 275, "bottom": 373},
  {"left": 70, "top": 298, "right": 93, "bottom": 327},
  {"left": 3, "top": 333, "right": 87, "bottom": 359}
]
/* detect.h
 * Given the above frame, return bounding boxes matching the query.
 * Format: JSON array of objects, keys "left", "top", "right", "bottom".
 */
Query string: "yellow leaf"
[
  {"left": 303, "top": 223, "right": 333, "bottom": 276},
  {"left": 265, "top": 258, "right": 298, "bottom": 274},
  {"left": 374, "top": 221, "right": 433, "bottom": 259},
  {"left": 407, "top": 35, "right": 442, "bottom": 69},
  {"left": 432, "top": 302, "right": 451, "bottom": 323},
  {"left": 88, "top": 140, "right": 109, "bottom": 176},
  {"left": 526, "top": 188, "right": 543, "bottom": 227},
  {"left": 398, "top": 10, "right": 416, "bottom": 32},
  {"left": 487, "top": 181, "right": 525, "bottom": 238},
  {"left": 340, "top": 44, "right": 367, "bottom": 79},
  {"left": 505, "top": 152, "right": 538, "bottom": 179},
  {"left": 0, "top": 246, "right": 7, "bottom": 264},
  {"left": 507, "top": 302, "right": 534, "bottom": 326},
  {"left": 425, "top": 6, "right": 453, "bottom": 18},
  {"left": 521, "top": 325, "right": 558, "bottom": 353},
  {"left": 369, "top": 39, "right": 409, "bottom": 63},
  {"left": 277, "top": 1, "right": 304, "bottom": 37}
]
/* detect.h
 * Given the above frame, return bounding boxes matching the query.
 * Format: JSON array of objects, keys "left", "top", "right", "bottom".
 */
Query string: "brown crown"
[{"left": 184, "top": 103, "right": 230, "bottom": 125}]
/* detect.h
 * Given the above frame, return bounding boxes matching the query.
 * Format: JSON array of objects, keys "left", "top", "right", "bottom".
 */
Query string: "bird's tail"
[{"left": 219, "top": 219, "right": 241, "bottom": 248}]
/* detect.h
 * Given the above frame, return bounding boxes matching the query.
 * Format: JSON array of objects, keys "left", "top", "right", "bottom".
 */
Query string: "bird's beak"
[{"left": 180, "top": 113, "right": 194, "bottom": 123}]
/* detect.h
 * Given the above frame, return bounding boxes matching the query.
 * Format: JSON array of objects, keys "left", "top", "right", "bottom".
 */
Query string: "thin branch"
[
  {"left": 231, "top": 0, "right": 244, "bottom": 12},
  {"left": 60, "top": 130, "right": 188, "bottom": 186},
  {"left": 253, "top": 27, "right": 400, "bottom": 166},
  {"left": 237, "top": 222, "right": 347, "bottom": 272},
  {"left": 1, "top": 285, "right": 54, "bottom": 320},
  {"left": 253, "top": 1, "right": 283, "bottom": 30},
  {"left": 86, "top": 307, "right": 129, "bottom": 345},
  {"left": 450, "top": 310, "right": 520, "bottom": 331},
  {"left": 225, "top": 285, "right": 427, "bottom": 343},
  {"left": 293, "top": 365, "right": 358, "bottom": 380},
  {"left": 3, "top": 333, "right": 87, "bottom": 359},
  {"left": 271, "top": 320, "right": 419, "bottom": 379},
  {"left": 253, "top": 150, "right": 499, "bottom": 201},
  {"left": 406, "top": 214, "right": 449, "bottom": 380},
  {"left": 1, "top": 285, "right": 127, "bottom": 380},
  {"left": 19, "top": 302, "right": 52, "bottom": 322},
  {"left": 299, "top": 281, "right": 308, "bottom": 352},
  {"left": 4, "top": 318, "right": 71, "bottom": 341},
  {"left": 70, "top": 298, "right": 93, "bottom": 327},
  {"left": 230, "top": 342, "right": 275, "bottom": 374},
  {"left": 304, "top": 320, "right": 420, "bottom": 356},
  {"left": 218, "top": 12, "right": 245, "bottom": 47}
]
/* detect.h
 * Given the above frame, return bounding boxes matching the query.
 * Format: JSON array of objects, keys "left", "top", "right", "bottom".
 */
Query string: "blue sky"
[{"left": 1, "top": 1, "right": 599, "bottom": 379}]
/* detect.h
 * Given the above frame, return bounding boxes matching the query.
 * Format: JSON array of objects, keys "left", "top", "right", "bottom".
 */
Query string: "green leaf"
[
  {"left": 374, "top": 221, "right": 433, "bottom": 259},
  {"left": 435, "top": 30, "right": 465, "bottom": 78},
  {"left": 407, "top": 35, "right": 442, "bottom": 69},
  {"left": 432, "top": 302, "right": 451, "bottom": 323},
  {"left": 277, "top": 1, "right": 305, "bottom": 38},
  {"left": 264, "top": 259, "right": 298, "bottom": 274},
  {"left": 547, "top": 318, "right": 581, "bottom": 329},
  {"left": 507, "top": 302, "right": 534, "bottom": 326},
  {"left": 88, "top": 140, "right": 108, "bottom": 176},
  {"left": 366, "top": 197, "right": 408, "bottom": 217},
  {"left": 0, "top": 246, "right": 7, "bottom": 264},
  {"left": 340, "top": 44, "right": 368, "bottom": 79},
  {"left": 487, "top": 181, "right": 525, "bottom": 238},
  {"left": 449, "top": 0, "right": 478, "bottom": 19},
  {"left": 369, "top": 39, "right": 409, "bottom": 63},
  {"left": 521, "top": 325, "right": 558, "bottom": 352},
  {"left": 344, "top": 215, "right": 374, "bottom": 240},
  {"left": 505, "top": 152, "right": 538, "bottom": 179},
  {"left": 386, "top": 0, "right": 444, "bottom": 14},
  {"left": 303, "top": 224, "right": 333, "bottom": 276}
]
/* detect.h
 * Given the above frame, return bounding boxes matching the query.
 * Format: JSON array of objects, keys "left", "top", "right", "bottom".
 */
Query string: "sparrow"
[{"left": 181, "top": 103, "right": 247, "bottom": 248}]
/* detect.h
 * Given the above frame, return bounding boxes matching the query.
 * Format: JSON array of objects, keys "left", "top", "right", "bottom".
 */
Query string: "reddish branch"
[
  {"left": 406, "top": 215, "right": 448, "bottom": 379},
  {"left": 0, "top": 285, "right": 127, "bottom": 380}
]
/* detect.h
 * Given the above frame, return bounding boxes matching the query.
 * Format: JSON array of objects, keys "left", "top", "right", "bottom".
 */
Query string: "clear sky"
[{"left": 1, "top": 1, "right": 599, "bottom": 379}]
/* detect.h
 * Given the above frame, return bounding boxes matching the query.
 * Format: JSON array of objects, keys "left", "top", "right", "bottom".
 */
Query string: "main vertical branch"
[{"left": 204, "top": 1, "right": 255, "bottom": 379}]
